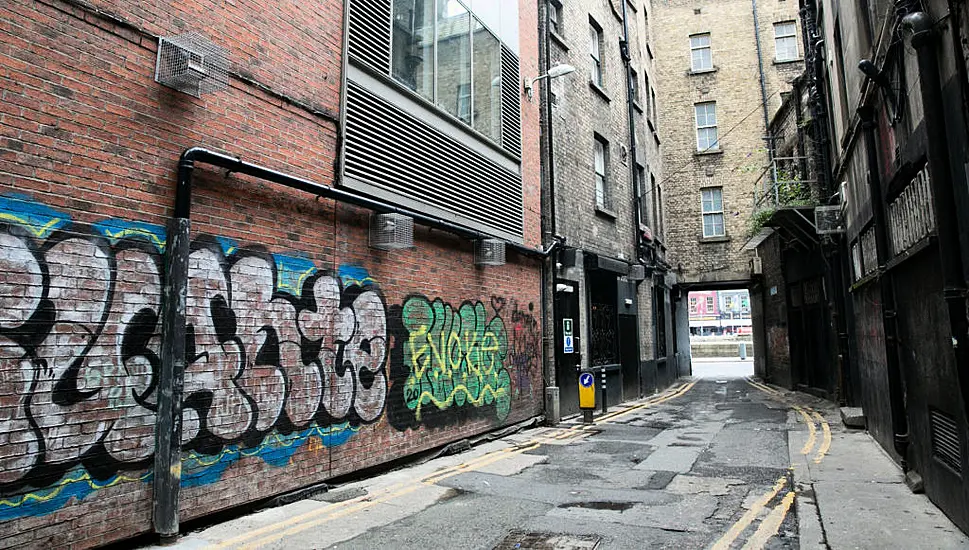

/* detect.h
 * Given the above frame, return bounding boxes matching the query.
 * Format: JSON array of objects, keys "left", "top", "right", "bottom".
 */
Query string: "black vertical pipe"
[
  {"left": 857, "top": 105, "right": 909, "bottom": 465},
  {"left": 153, "top": 159, "right": 191, "bottom": 538},
  {"left": 903, "top": 12, "right": 969, "bottom": 424}
]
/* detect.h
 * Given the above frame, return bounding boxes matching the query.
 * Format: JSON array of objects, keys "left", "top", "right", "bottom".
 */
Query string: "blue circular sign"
[{"left": 579, "top": 373, "right": 594, "bottom": 388}]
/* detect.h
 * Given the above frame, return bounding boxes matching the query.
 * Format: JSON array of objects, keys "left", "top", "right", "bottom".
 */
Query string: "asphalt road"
[{"left": 160, "top": 378, "right": 807, "bottom": 550}]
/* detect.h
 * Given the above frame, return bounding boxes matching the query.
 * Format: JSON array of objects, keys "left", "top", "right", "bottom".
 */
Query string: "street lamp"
[{"left": 523, "top": 63, "right": 576, "bottom": 101}]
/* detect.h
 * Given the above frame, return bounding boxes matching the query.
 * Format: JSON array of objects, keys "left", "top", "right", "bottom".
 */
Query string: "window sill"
[
  {"left": 695, "top": 148, "right": 723, "bottom": 156},
  {"left": 699, "top": 235, "right": 730, "bottom": 244},
  {"left": 589, "top": 80, "right": 611, "bottom": 102},
  {"left": 773, "top": 58, "right": 803, "bottom": 65},
  {"left": 550, "top": 30, "right": 569, "bottom": 50},
  {"left": 595, "top": 205, "right": 617, "bottom": 220},
  {"left": 689, "top": 67, "right": 718, "bottom": 76}
]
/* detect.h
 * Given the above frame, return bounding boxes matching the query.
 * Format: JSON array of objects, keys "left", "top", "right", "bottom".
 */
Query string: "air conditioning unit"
[
  {"left": 370, "top": 213, "right": 414, "bottom": 250},
  {"left": 475, "top": 238, "right": 506, "bottom": 266},
  {"left": 815, "top": 205, "right": 845, "bottom": 235},
  {"left": 155, "top": 33, "right": 228, "bottom": 98},
  {"left": 629, "top": 264, "right": 646, "bottom": 281},
  {"left": 751, "top": 256, "right": 763, "bottom": 275}
]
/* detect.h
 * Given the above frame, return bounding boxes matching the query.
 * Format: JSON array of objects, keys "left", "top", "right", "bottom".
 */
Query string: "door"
[{"left": 555, "top": 280, "right": 581, "bottom": 416}]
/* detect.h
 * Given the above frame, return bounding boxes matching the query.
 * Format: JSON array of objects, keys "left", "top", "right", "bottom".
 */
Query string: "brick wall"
[
  {"left": 652, "top": 0, "right": 803, "bottom": 285},
  {"left": 0, "top": 0, "right": 543, "bottom": 548}
]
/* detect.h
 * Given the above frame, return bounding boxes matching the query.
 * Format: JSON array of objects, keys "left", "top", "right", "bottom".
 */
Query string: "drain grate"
[{"left": 493, "top": 531, "right": 601, "bottom": 550}]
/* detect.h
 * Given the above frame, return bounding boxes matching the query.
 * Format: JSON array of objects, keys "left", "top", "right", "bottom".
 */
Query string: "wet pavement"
[{"left": 150, "top": 376, "right": 969, "bottom": 550}]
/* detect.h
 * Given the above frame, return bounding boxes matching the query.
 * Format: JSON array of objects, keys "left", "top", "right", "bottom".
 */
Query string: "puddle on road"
[{"left": 557, "top": 501, "right": 635, "bottom": 512}]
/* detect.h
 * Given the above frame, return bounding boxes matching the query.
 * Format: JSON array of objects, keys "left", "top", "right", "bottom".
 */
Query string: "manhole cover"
[{"left": 493, "top": 531, "right": 601, "bottom": 550}]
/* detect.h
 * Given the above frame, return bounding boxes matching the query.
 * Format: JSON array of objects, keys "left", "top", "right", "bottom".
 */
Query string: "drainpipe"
[
  {"left": 539, "top": 0, "right": 562, "bottom": 421},
  {"left": 857, "top": 106, "right": 909, "bottom": 465},
  {"left": 751, "top": 0, "right": 777, "bottom": 202},
  {"left": 619, "top": 0, "right": 639, "bottom": 257},
  {"left": 154, "top": 147, "right": 554, "bottom": 534},
  {"left": 902, "top": 12, "right": 969, "bottom": 424}
]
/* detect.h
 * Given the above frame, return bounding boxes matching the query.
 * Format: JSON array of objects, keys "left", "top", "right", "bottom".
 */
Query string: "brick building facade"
[
  {"left": 651, "top": 0, "right": 803, "bottom": 289},
  {"left": 0, "top": 0, "right": 543, "bottom": 548},
  {"left": 539, "top": 0, "right": 672, "bottom": 415}
]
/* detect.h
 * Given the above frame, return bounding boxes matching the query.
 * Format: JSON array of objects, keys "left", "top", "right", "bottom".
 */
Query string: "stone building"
[
  {"left": 538, "top": 0, "right": 672, "bottom": 416},
  {"left": 650, "top": 0, "right": 804, "bottom": 354}
]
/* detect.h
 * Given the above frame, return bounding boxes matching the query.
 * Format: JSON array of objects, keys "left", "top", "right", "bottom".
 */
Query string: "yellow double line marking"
[
  {"left": 210, "top": 380, "right": 699, "bottom": 549},
  {"left": 715, "top": 378, "right": 831, "bottom": 549}
]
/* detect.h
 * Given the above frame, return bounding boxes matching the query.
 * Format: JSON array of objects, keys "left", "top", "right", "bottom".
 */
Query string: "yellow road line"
[
  {"left": 794, "top": 406, "right": 817, "bottom": 455},
  {"left": 237, "top": 443, "right": 543, "bottom": 549},
  {"left": 594, "top": 382, "right": 689, "bottom": 423},
  {"left": 710, "top": 476, "right": 788, "bottom": 550},
  {"left": 740, "top": 490, "right": 796, "bottom": 550},
  {"left": 598, "top": 380, "right": 698, "bottom": 424},
  {"left": 812, "top": 411, "right": 831, "bottom": 463}
]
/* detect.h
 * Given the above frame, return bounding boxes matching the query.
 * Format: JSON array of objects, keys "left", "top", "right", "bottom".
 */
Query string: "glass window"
[
  {"left": 650, "top": 87, "right": 657, "bottom": 125},
  {"left": 472, "top": 18, "right": 502, "bottom": 140},
  {"left": 636, "top": 166, "right": 649, "bottom": 227},
  {"left": 690, "top": 297, "right": 698, "bottom": 312},
  {"left": 695, "top": 102, "right": 718, "bottom": 151},
  {"left": 594, "top": 135, "right": 608, "bottom": 208},
  {"left": 631, "top": 67, "right": 641, "bottom": 104},
  {"left": 774, "top": 21, "right": 798, "bottom": 61},
  {"left": 690, "top": 33, "right": 712, "bottom": 71},
  {"left": 706, "top": 296, "right": 714, "bottom": 310},
  {"left": 392, "top": 0, "right": 435, "bottom": 102},
  {"left": 590, "top": 21, "right": 603, "bottom": 86},
  {"left": 437, "top": 0, "right": 472, "bottom": 123},
  {"left": 702, "top": 187, "right": 725, "bottom": 237},
  {"left": 549, "top": 1, "right": 561, "bottom": 34}
]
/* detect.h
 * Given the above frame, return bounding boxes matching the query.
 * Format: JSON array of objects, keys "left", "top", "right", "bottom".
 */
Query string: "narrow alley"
[{"left": 146, "top": 377, "right": 967, "bottom": 550}]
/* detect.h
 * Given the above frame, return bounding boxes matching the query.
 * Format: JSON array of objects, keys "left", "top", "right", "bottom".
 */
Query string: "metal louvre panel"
[
  {"left": 930, "top": 408, "right": 963, "bottom": 474},
  {"left": 348, "top": 0, "right": 391, "bottom": 74},
  {"left": 500, "top": 45, "right": 522, "bottom": 158},
  {"left": 345, "top": 80, "right": 524, "bottom": 239}
]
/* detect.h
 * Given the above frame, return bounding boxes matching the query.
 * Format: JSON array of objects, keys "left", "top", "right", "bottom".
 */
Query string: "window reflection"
[
  {"left": 472, "top": 18, "right": 501, "bottom": 141},
  {"left": 437, "top": 0, "right": 471, "bottom": 123},
  {"left": 392, "top": 0, "right": 434, "bottom": 102}
]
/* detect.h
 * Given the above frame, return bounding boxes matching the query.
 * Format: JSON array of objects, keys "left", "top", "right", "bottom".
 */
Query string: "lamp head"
[{"left": 547, "top": 64, "right": 576, "bottom": 78}]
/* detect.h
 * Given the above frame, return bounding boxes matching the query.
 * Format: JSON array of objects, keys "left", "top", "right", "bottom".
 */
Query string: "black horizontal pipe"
[{"left": 176, "top": 147, "right": 548, "bottom": 258}]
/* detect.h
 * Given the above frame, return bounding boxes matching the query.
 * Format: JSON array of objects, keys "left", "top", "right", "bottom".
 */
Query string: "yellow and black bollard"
[{"left": 579, "top": 369, "right": 596, "bottom": 424}]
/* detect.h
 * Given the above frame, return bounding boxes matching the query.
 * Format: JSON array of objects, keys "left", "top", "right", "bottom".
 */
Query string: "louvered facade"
[{"left": 342, "top": 0, "right": 525, "bottom": 242}]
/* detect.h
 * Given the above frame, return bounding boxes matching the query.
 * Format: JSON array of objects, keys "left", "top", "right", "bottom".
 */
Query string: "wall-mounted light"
[
  {"left": 857, "top": 59, "right": 903, "bottom": 123},
  {"left": 523, "top": 63, "right": 576, "bottom": 101}
]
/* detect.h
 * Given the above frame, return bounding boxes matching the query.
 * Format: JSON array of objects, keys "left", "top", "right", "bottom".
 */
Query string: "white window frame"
[
  {"left": 690, "top": 33, "right": 712, "bottom": 72},
  {"left": 594, "top": 135, "right": 608, "bottom": 208},
  {"left": 689, "top": 297, "right": 698, "bottom": 313},
  {"left": 694, "top": 102, "right": 719, "bottom": 151},
  {"left": 774, "top": 21, "right": 799, "bottom": 62},
  {"left": 701, "top": 187, "right": 726, "bottom": 238},
  {"left": 706, "top": 296, "right": 715, "bottom": 311},
  {"left": 590, "top": 21, "right": 603, "bottom": 86}
]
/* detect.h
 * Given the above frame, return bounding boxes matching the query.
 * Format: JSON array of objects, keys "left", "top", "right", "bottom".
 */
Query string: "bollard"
[
  {"left": 579, "top": 370, "right": 595, "bottom": 424},
  {"left": 600, "top": 368, "right": 608, "bottom": 413},
  {"left": 740, "top": 343, "right": 747, "bottom": 360}
]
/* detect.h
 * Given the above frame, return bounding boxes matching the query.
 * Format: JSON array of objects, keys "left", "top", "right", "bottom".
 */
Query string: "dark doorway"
[
  {"left": 554, "top": 280, "right": 581, "bottom": 416},
  {"left": 619, "top": 315, "right": 639, "bottom": 400}
]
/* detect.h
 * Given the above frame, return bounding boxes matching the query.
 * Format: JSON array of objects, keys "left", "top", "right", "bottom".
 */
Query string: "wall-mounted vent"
[
  {"left": 370, "top": 213, "right": 414, "bottom": 250},
  {"left": 345, "top": 80, "right": 523, "bottom": 241},
  {"left": 348, "top": 0, "right": 391, "bottom": 74},
  {"left": 815, "top": 205, "right": 845, "bottom": 235},
  {"left": 930, "top": 408, "right": 963, "bottom": 474},
  {"left": 500, "top": 45, "right": 522, "bottom": 158},
  {"left": 155, "top": 33, "right": 228, "bottom": 98},
  {"left": 475, "top": 239, "right": 506, "bottom": 266}
]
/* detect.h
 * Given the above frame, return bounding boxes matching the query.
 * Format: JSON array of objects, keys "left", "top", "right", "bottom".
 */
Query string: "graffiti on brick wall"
[
  {"left": 388, "top": 296, "right": 512, "bottom": 430},
  {"left": 0, "top": 195, "right": 386, "bottom": 519},
  {"left": 492, "top": 297, "right": 540, "bottom": 398}
]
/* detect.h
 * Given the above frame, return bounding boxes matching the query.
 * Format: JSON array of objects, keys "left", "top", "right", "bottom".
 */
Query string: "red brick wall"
[{"left": 0, "top": 0, "right": 542, "bottom": 548}]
